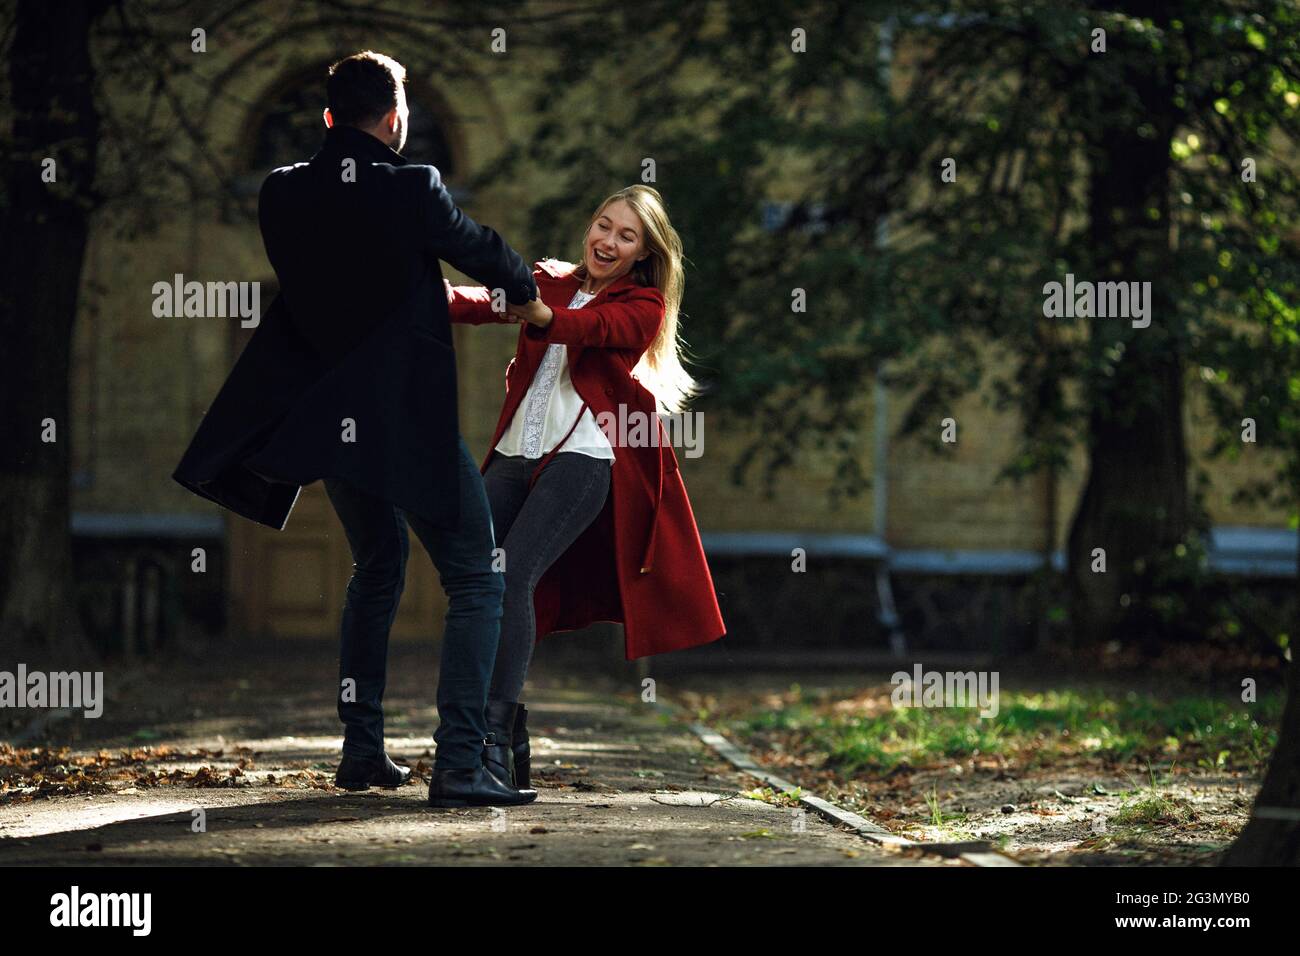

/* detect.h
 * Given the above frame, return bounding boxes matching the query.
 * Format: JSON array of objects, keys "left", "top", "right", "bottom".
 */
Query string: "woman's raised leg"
[{"left": 488, "top": 453, "right": 611, "bottom": 703}]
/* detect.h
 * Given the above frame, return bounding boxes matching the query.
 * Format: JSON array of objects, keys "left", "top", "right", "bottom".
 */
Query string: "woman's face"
[{"left": 583, "top": 200, "right": 648, "bottom": 283}]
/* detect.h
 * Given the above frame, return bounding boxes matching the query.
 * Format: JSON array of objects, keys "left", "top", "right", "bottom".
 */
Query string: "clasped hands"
[{"left": 505, "top": 297, "right": 553, "bottom": 328}]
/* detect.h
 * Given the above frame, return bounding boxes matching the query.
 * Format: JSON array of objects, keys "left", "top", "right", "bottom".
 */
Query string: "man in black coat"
[{"left": 174, "top": 51, "right": 535, "bottom": 807}]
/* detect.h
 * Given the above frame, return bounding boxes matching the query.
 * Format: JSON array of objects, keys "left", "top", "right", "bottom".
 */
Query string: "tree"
[
  {"left": 0, "top": 0, "right": 110, "bottom": 663},
  {"left": 1194, "top": 75, "right": 1300, "bottom": 861}
]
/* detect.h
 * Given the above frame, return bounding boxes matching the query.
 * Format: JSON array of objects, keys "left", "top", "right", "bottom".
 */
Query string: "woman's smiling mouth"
[{"left": 592, "top": 248, "right": 616, "bottom": 264}]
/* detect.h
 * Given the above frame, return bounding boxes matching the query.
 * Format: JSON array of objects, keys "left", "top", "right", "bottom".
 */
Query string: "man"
[{"left": 174, "top": 51, "right": 535, "bottom": 807}]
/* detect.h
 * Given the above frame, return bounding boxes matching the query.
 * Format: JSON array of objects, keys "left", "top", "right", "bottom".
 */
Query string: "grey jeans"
[{"left": 482, "top": 450, "right": 612, "bottom": 702}]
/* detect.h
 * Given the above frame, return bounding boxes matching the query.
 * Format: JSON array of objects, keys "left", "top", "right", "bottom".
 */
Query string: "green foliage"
[{"left": 504, "top": 0, "right": 1300, "bottom": 513}]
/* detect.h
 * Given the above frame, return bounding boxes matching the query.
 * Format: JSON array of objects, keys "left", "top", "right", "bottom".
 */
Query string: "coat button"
[{"left": 604, "top": 386, "right": 614, "bottom": 396}]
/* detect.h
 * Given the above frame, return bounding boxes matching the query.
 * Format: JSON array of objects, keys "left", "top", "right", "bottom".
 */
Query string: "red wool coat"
[{"left": 448, "top": 259, "right": 726, "bottom": 660}]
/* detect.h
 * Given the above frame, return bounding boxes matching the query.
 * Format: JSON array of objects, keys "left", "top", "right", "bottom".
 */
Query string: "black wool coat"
[{"left": 173, "top": 125, "right": 535, "bottom": 530}]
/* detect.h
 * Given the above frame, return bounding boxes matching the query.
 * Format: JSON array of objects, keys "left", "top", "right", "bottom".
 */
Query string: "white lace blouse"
[{"left": 493, "top": 288, "right": 615, "bottom": 461}]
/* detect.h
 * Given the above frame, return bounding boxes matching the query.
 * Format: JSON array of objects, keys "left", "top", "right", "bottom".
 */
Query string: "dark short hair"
[{"left": 326, "top": 51, "right": 406, "bottom": 127}]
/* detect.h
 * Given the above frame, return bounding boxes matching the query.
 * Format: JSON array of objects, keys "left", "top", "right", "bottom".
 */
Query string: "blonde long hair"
[{"left": 572, "top": 185, "right": 697, "bottom": 414}]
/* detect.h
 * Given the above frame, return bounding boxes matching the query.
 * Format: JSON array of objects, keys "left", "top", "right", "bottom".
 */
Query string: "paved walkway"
[{"left": 0, "top": 646, "right": 933, "bottom": 866}]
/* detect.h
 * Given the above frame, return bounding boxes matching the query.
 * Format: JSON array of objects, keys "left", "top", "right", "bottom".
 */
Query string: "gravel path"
[{"left": 0, "top": 646, "right": 939, "bottom": 866}]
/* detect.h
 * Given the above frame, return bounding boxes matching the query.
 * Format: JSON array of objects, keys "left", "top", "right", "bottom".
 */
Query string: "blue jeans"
[{"left": 324, "top": 436, "right": 504, "bottom": 771}]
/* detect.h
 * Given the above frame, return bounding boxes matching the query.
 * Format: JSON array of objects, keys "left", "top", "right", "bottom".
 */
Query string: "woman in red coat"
[{"left": 446, "top": 185, "right": 725, "bottom": 789}]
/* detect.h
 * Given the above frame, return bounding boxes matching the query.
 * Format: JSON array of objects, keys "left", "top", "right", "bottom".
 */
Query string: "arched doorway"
[{"left": 246, "top": 63, "right": 460, "bottom": 175}]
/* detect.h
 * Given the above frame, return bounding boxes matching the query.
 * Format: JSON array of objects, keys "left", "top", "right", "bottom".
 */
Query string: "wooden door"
[{"left": 228, "top": 481, "right": 446, "bottom": 641}]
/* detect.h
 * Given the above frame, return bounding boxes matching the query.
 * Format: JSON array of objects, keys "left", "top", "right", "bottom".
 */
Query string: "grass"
[
  {"left": 738, "top": 785, "right": 803, "bottom": 807},
  {"left": 730, "top": 686, "right": 1281, "bottom": 774},
  {"left": 924, "top": 786, "right": 944, "bottom": 826},
  {"left": 699, "top": 678, "right": 1275, "bottom": 863},
  {"left": 1111, "top": 763, "right": 1199, "bottom": 828},
  {"left": 1113, "top": 793, "right": 1198, "bottom": 827}
]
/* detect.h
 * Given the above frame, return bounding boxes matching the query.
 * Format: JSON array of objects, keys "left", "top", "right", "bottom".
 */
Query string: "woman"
[{"left": 446, "top": 185, "right": 725, "bottom": 790}]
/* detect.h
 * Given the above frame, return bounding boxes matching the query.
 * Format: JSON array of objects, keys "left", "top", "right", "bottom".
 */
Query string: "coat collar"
[
  {"left": 536, "top": 259, "right": 641, "bottom": 302},
  {"left": 313, "top": 125, "right": 409, "bottom": 167}
]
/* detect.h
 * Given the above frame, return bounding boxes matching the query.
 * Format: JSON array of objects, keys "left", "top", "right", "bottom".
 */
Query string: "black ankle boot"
[
  {"left": 483, "top": 700, "right": 519, "bottom": 786},
  {"left": 427, "top": 763, "right": 537, "bottom": 808},
  {"left": 512, "top": 704, "right": 531, "bottom": 790},
  {"left": 335, "top": 751, "right": 412, "bottom": 791}
]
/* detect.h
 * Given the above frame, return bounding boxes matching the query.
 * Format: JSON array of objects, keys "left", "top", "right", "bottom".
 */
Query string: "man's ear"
[
  {"left": 323, "top": 108, "right": 334, "bottom": 129},
  {"left": 384, "top": 107, "right": 399, "bottom": 132}
]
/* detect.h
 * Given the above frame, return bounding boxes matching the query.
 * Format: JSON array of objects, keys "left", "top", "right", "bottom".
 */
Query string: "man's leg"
[
  {"left": 323, "top": 478, "right": 409, "bottom": 759},
  {"left": 403, "top": 436, "right": 506, "bottom": 771}
]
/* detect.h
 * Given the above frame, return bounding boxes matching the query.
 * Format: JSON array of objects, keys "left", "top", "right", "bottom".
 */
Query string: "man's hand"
[{"left": 507, "top": 297, "right": 553, "bottom": 328}]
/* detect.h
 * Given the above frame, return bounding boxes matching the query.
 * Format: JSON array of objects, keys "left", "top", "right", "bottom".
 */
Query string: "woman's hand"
[{"left": 507, "top": 297, "right": 553, "bottom": 328}]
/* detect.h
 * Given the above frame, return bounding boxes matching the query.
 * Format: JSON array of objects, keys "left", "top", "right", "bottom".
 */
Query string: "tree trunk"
[
  {"left": 1221, "top": 516, "right": 1300, "bottom": 865},
  {"left": 1222, "top": 658, "right": 1300, "bottom": 864},
  {"left": 1065, "top": 1, "right": 1191, "bottom": 647},
  {"left": 0, "top": 0, "right": 107, "bottom": 666}
]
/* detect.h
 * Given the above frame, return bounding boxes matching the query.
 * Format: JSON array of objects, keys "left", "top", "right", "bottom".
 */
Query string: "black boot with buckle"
[
  {"left": 511, "top": 703, "right": 531, "bottom": 790},
  {"left": 427, "top": 760, "right": 537, "bottom": 808},
  {"left": 483, "top": 699, "right": 520, "bottom": 787}
]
